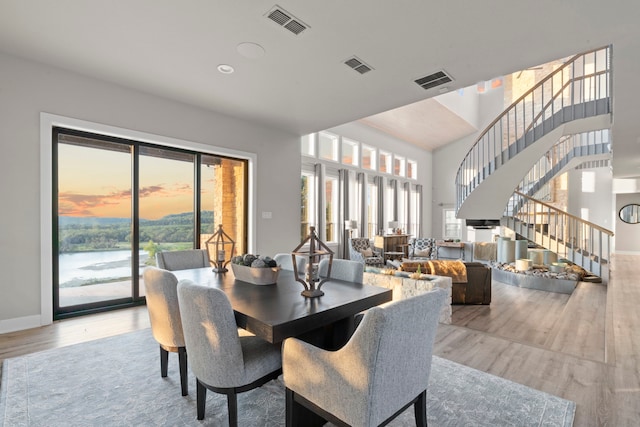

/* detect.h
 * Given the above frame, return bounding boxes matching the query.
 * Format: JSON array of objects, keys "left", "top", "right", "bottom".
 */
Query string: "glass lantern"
[{"left": 205, "top": 224, "right": 235, "bottom": 273}]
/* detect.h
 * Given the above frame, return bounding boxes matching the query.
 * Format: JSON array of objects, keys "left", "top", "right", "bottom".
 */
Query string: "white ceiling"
[
  {"left": 1, "top": 1, "right": 638, "bottom": 177},
  {"left": 359, "top": 98, "right": 478, "bottom": 151}
]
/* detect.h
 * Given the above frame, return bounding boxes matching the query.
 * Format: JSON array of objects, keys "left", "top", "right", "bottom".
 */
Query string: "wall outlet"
[{"left": 262, "top": 211, "right": 272, "bottom": 219}]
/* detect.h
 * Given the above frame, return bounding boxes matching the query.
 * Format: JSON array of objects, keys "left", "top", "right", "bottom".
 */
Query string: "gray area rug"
[{"left": 0, "top": 329, "right": 575, "bottom": 426}]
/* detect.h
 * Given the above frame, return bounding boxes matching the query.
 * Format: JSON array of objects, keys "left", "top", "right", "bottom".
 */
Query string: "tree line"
[{"left": 58, "top": 211, "right": 214, "bottom": 253}]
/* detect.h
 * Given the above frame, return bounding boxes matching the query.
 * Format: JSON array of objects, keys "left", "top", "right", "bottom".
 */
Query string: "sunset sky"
[{"left": 58, "top": 143, "right": 214, "bottom": 219}]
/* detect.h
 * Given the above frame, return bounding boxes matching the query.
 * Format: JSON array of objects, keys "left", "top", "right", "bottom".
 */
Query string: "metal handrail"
[
  {"left": 516, "top": 129, "right": 611, "bottom": 201},
  {"left": 508, "top": 191, "right": 613, "bottom": 235},
  {"left": 503, "top": 190, "right": 613, "bottom": 278},
  {"left": 455, "top": 46, "right": 612, "bottom": 213}
]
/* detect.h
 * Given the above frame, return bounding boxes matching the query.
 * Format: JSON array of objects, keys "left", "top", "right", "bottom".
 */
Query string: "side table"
[{"left": 435, "top": 241, "right": 465, "bottom": 260}]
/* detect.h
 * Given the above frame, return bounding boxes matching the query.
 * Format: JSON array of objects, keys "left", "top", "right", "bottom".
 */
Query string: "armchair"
[
  {"left": 283, "top": 288, "right": 447, "bottom": 427},
  {"left": 348, "top": 238, "right": 384, "bottom": 267},
  {"left": 409, "top": 238, "right": 436, "bottom": 260}
]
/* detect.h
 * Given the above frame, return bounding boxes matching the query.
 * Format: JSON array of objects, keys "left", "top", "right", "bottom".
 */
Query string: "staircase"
[
  {"left": 455, "top": 46, "right": 613, "bottom": 281},
  {"left": 515, "top": 130, "right": 610, "bottom": 204},
  {"left": 456, "top": 46, "right": 612, "bottom": 219},
  {"left": 502, "top": 191, "right": 612, "bottom": 281}
]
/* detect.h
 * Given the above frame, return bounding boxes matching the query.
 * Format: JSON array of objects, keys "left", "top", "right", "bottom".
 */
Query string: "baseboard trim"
[{"left": 0, "top": 314, "right": 43, "bottom": 334}]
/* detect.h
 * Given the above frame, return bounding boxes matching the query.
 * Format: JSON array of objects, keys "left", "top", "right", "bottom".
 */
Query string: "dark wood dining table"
[{"left": 172, "top": 267, "right": 392, "bottom": 345}]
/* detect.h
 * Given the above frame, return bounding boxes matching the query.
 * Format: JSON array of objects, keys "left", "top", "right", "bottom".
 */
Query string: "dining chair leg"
[
  {"left": 227, "top": 392, "right": 238, "bottom": 427},
  {"left": 414, "top": 390, "right": 427, "bottom": 427},
  {"left": 285, "top": 388, "right": 295, "bottom": 427},
  {"left": 178, "top": 347, "right": 188, "bottom": 396},
  {"left": 159, "top": 345, "right": 168, "bottom": 378},
  {"left": 196, "top": 379, "right": 207, "bottom": 420}
]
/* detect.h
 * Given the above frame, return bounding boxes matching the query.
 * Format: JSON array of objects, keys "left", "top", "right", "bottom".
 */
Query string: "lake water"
[{"left": 59, "top": 249, "right": 149, "bottom": 287}]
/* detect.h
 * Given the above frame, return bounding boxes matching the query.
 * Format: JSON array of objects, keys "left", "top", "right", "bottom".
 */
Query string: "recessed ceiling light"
[
  {"left": 217, "top": 64, "right": 235, "bottom": 74},
  {"left": 237, "top": 42, "right": 265, "bottom": 59}
]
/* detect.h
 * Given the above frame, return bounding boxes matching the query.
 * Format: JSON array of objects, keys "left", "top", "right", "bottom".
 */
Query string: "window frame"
[
  {"left": 379, "top": 150, "right": 392, "bottom": 174},
  {"left": 318, "top": 131, "right": 340, "bottom": 162},
  {"left": 40, "top": 113, "right": 257, "bottom": 325},
  {"left": 443, "top": 208, "right": 462, "bottom": 240},
  {"left": 341, "top": 137, "right": 360, "bottom": 167},
  {"left": 361, "top": 144, "right": 377, "bottom": 171}
]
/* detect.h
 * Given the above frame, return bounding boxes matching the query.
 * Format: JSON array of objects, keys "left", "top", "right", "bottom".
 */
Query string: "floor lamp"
[{"left": 344, "top": 220, "right": 358, "bottom": 259}]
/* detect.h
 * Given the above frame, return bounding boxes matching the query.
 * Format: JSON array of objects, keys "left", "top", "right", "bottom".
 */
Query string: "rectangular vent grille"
[
  {"left": 414, "top": 70, "right": 453, "bottom": 90},
  {"left": 267, "top": 6, "right": 308, "bottom": 35},
  {"left": 344, "top": 56, "right": 373, "bottom": 74}
]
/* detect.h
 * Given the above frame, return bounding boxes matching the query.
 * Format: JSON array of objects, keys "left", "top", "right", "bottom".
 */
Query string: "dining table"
[{"left": 172, "top": 267, "right": 393, "bottom": 347}]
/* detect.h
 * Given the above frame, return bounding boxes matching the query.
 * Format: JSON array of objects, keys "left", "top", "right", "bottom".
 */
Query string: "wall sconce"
[
  {"left": 291, "top": 226, "right": 334, "bottom": 298},
  {"left": 205, "top": 224, "right": 235, "bottom": 273}
]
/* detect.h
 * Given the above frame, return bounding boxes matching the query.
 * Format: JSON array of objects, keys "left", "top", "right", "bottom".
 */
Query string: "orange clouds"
[{"left": 59, "top": 184, "right": 193, "bottom": 218}]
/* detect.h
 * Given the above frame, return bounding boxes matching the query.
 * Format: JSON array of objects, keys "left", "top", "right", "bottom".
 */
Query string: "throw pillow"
[
  {"left": 415, "top": 248, "right": 431, "bottom": 258},
  {"left": 360, "top": 248, "right": 374, "bottom": 257}
]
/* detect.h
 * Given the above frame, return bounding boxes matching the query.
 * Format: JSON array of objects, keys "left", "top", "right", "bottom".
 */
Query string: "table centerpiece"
[{"left": 230, "top": 254, "right": 280, "bottom": 285}]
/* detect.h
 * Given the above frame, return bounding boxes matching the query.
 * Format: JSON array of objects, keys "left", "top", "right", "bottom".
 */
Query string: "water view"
[{"left": 59, "top": 250, "right": 149, "bottom": 287}]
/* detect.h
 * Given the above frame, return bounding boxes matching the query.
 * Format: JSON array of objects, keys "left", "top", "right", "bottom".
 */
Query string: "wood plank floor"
[
  {"left": 436, "top": 254, "right": 640, "bottom": 427},
  {"left": 1, "top": 254, "right": 639, "bottom": 426}
]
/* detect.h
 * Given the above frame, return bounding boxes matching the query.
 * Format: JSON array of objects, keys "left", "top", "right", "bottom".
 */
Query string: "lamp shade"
[
  {"left": 388, "top": 221, "right": 398, "bottom": 229},
  {"left": 345, "top": 220, "right": 358, "bottom": 229}
]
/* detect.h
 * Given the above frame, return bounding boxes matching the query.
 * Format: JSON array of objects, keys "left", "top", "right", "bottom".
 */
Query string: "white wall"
[
  {"left": 615, "top": 193, "right": 640, "bottom": 253},
  {"left": 0, "top": 52, "right": 301, "bottom": 331},
  {"left": 435, "top": 88, "right": 481, "bottom": 129},
  {"left": 431, "top": 87, "right": 505, "bottom": 240},
  {"left": 567, "top": 167, "right": 613, "bottom": 230},
  {"left": 325, "top": 121, "right": 433, "bottom": 236}
]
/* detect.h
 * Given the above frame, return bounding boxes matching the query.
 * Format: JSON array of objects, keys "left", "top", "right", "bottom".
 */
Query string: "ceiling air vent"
[
  {"left": 266, "top": 6, "right": 309, "bottom": 35},
  {"left": 344, "top": 56, "right": 373, "bottom": 75},
  {"left": 414, "top": 70, "right": 453, "bottom": 90}
]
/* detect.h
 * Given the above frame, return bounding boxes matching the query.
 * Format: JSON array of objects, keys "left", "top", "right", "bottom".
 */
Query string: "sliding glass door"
[
  {"left": 53, "top": 128, "right": 247, "bottom": 319},
  {"left": 55, "top": 132, "right": 135, "bottom": 313}
]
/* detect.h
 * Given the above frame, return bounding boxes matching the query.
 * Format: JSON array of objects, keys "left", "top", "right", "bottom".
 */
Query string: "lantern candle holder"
[
  {"left": 205, "top": 224, "right": 235, "bottom": 273},
  {"left": 291, "top": 226, "right": 334, "bottom": 298}
]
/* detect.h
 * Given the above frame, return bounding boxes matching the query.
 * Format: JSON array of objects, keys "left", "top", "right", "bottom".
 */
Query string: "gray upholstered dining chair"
[
  {"left": 274, "top": 252, "right": 307, "bottom": 272},
  {"left": 283, "top": 288, "right": 447, "bottom": 427},
  {"left": 142, "top": 267, "right": 188, "bottom": 396},
  {"left": 318, "top": 258, "right": 363, "bottom": 283},
  {"left": 176, "top": 279, "right": 282, "bottom": 426},
  {"left": 155, "top": 249, "right": 210, "bottom": 271}
]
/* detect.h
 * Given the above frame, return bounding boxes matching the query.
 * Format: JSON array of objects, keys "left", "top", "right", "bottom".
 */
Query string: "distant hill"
[
  {"left": 59, "top": 217, "right": 130, "bottom": 227},
  {"left": 60, "top": 211, "right": 214, "bottom": 227}
]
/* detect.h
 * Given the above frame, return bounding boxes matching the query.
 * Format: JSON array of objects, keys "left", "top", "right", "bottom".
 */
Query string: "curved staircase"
[{"left": 454, "top": 46, "right": 613, "bottom": 282}]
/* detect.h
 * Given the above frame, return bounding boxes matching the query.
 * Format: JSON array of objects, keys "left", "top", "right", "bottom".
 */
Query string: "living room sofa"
[{"left": 397, "top": 260, "right": 491, "bottom": 305}]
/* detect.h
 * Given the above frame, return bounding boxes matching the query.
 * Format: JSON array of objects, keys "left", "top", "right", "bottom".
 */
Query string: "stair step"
[{"left": 582, "top": 274, "right": 602, "bottom": 283}]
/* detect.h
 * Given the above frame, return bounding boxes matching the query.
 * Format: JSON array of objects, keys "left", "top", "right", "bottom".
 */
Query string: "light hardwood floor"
[{"left": 1, "top": 254, "right": 638, "bottom": 426}]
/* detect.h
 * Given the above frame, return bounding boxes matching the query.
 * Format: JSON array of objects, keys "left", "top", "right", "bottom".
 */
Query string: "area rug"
[{"left": 0, "top": 329, "right": 575, "bottom": 426}]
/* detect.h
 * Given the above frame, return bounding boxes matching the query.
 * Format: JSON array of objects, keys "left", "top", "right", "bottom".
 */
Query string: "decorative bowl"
[{"left": 231, "top": 263, "right": 280, "bottom": 285}]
